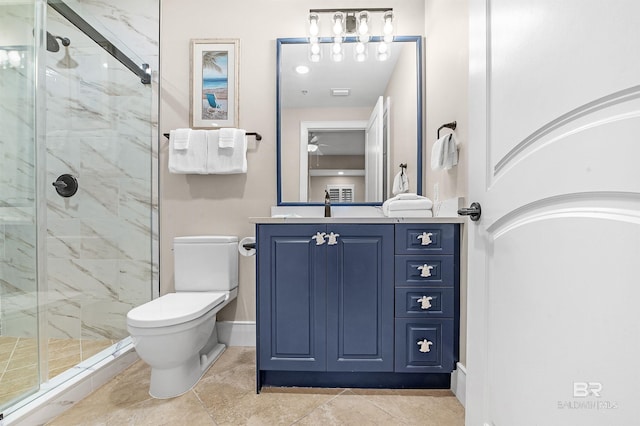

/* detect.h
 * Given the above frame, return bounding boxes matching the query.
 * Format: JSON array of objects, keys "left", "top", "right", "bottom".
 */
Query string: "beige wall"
[
  {"left": 424, "top": 0, "right": 469, "bottom": 365},
  {"left": 424, "top": 0, "right": 469, "bottom": 201},
  {"left": 385, "top": 42, "right": 419, "bottom": 195},
  {"left": 160, "top": 0, "right": 425, "bottom": 322}
]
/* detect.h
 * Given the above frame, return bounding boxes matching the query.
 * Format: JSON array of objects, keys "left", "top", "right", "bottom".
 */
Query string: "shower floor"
[{"left": 0, "top": 336, "right": 114, "bottom": 407}]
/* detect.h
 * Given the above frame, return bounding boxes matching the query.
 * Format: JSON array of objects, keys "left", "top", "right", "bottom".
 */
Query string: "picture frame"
[{"left": 190, "top": 38, "right": 239, "bottom": 129}]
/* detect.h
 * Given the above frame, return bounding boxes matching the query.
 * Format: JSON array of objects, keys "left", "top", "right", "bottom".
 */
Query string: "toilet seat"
[{"left": 127, "top": 292, "right": 227, "bottom": 328}]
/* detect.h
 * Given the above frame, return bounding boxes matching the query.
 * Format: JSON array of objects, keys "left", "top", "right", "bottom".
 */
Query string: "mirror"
[{"left": 277, "top": 36, "right": 423, "bottom": 205}]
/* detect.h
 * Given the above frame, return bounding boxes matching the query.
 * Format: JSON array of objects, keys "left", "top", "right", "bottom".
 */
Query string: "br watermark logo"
[{"left": 557, "top": 382, "right": 618, "bottom": 410}]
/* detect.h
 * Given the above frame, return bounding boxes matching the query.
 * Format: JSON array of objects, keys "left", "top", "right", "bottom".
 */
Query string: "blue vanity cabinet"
[
  {"left": 394, "top": 224, "right": 460, "bottom": 373},
  {"left": 257, "top": 224, "right": 394, "bottom": 376},
  {"left": 326, "top": 224, "right": 394, "bottom": 372},
  {"left": 256, "top": 221, "right": 459, "bottom": 390},
  {"left": 257, "top": 224, "right": 327, "bottom": 371}
]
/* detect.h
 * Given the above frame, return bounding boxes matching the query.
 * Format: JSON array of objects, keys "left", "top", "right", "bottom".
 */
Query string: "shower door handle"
[{"left": 52, "top": 174, "right": 78, "bottom": 197}]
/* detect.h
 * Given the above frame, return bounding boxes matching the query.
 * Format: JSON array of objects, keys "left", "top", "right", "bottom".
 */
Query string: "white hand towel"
[
  {"left": 173, "top": 128, "right": 191, "bottom": 150},
  {"left": 206, "top": 130, "right": 247, "bottom": 174},
  {"left": 168, "top": 129, "right": 207, "bottom": 174},
  {"left": 219, "top": 128, "right": 235, "bottom": 148},
  {"left": 392, "top": 171, "right": 409, "bottom": 195},
  {"left": 382, "top": 195, "right": 433, "bottom": 216},
  {"left": 431, "top": 134, "right": 449, "bottom": 170},
  {"left": 387, "top": 198, "right": 433, "bottom": 211},
  {"left": 442, "top": 133, "right": 459, "bottom": 170}
]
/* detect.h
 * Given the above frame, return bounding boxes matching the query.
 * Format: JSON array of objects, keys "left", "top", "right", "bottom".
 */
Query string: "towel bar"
[{"left": 163, "top": 131, "right": 262, "bottom": 141}]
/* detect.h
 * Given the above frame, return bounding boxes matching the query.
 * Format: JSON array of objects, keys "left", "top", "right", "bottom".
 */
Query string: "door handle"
[{"left": 458, "top": 202, "right": 481, "bottom": 221}]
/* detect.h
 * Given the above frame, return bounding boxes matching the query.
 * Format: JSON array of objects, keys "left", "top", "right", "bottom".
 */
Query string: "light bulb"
[
  {"left": 309, "top": 13, "right": 319, "bottom": 36},
  {"left": 310, "top": 43, "right": 320, "bottom": 55},
  {"left": 332, "top": 42, "right": 342, "bottom": 54},
  {"left": 358, "top": 11, "right": 369, "bottom": 34},
  {"left": 332, "top": 12, "right": 344, "bottom": 35},
  {"left": 383, "top": 11, "right": 394, "bottom": 35},
  {"left": 377, "top": 43, "right": 388, "bottom": 54},
  {"left": 355, "top": 42, "right": 366, "bottom": 54},
  {"left": 8, "top": 50, "right": 21, "bottom": 68}
]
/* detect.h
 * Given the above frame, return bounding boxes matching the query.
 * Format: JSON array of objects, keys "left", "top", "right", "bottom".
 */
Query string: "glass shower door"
[{"left": 0, "top": 0, "right": 41, "bottom": 410}]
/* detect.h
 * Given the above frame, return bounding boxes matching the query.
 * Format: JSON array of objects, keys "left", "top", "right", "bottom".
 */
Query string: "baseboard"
[
  {"left": 216, "top": 321, "right": 256, "bottom": 347},
  {"left": 4, "top": 341, "right": 138, "bottom": 425},
  {"left": 451, "top": 362, "right": 466, "bottom": 407}
]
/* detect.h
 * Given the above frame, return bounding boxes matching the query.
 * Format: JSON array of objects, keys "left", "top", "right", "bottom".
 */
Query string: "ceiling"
[
  {"left": 308, "top": 129, "right": 365, "bottom": 156},
  {"left": 280, "top": 41, "right": 400, "bottom": 109}
]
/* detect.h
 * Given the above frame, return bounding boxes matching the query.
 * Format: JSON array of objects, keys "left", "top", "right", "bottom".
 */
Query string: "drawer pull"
[
  {"left": 327, "top": 232, "right": 340, "bottom": 245},
  {"left": 417, "top": 295, "right": 433, "bottom": 310},
  {"left": 417, "top": 264, "right": 434, "bottom": 277},
  {"left": 417, "top": 339, "right": 433, "bottom": 353},
  {"left": 417, "top": 232, "right": 433, "bottom": 246},
  {"left": 311, "top": 232, "right": 326, "bottom": 245}
]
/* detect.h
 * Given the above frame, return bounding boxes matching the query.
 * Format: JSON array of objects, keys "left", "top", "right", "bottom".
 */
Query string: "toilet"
[{"left": 126, "top": 235, "right": 238, "bottom": 399}]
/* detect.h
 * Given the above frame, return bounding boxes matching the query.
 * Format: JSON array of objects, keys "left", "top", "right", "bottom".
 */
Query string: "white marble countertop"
[{"left": 250, "top": 217, "right": 466, "bottom": 224}]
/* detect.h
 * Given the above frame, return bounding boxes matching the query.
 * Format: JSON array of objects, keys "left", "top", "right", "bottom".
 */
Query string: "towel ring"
[{"left": 437, "top": 121, "right": 457, "bottom": 139}]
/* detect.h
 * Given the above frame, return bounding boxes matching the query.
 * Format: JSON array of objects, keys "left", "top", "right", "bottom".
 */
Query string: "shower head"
[{"left": 46, "top": 32, "right": 70, "bottom": 53}]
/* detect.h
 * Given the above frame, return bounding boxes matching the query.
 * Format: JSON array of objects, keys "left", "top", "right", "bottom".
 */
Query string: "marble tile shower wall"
[{"left": 44, "top": 0, "right": 159, "bottom": 341}]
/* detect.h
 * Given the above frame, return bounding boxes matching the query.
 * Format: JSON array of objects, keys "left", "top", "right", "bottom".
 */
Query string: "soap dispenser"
[{"left": 324, "top": 190, "right": 331, "bottom": 217}]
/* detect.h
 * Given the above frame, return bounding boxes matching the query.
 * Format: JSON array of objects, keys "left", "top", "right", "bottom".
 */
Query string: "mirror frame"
[{"left": 276, "top": 36, "right": 423, "bottom": 206}]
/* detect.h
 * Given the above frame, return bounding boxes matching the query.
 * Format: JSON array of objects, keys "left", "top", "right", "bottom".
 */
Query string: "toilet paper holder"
[{"left": 238, "top": 236, "right": 256, "bottom": 257}]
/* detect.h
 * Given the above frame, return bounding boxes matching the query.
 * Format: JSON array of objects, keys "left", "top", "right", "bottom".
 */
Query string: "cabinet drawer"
[
  {"left": 395, "top": 255, "right": 454, "bottom": 286},
  {"left": 395, "top": 287, "right": 454, "bottom": 318},
  {"left": 394, "top": 319, "right": 455, "bottom": 373},
  {"left": 395, "top": 224, "right": 456, "bottom": 255}
]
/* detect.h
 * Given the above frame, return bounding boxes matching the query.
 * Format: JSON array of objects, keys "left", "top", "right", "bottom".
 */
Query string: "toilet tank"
[{"left": 173, "top": 235, "right": 238, "bottom": 292}]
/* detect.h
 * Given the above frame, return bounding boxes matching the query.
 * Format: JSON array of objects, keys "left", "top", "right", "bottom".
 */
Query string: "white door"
[
  {"left": 466, "top": 1, "right": 640, "bottom": 425},
  {"left": 365, "top": 96, "right": 384, "bottom": 202}
]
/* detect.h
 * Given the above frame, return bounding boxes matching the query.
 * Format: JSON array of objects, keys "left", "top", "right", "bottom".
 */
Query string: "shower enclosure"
[{"left": 0, "top": 0, "right": 157, "bottom": 415}]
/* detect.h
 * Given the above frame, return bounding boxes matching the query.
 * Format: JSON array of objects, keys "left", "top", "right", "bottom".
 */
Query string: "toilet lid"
[{"left": 127, "top": 292, "right": 227, "bottom": 328}]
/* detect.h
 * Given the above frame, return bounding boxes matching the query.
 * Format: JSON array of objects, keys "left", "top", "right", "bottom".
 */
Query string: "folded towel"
[
  {"left": 168, "top": 129, "right": 207, "bottom": 174},
  {"left": 173, "top": 128, "right": 191, "bottom": 150},
  {"left": 442, "top": 133, "right": 459, "bottom": 170},
  {"left": 392, "top": 171, "right": 409, "bottom": 195},
  {"left": 386, "top": 209, "right": 433, "bottom": 218},
  {"left": 206, "top": 130, "right": 247, "bottom": 174},
  {"left": 219, "top": 128, "right": 235, "bottom": 148},
  {"left": 382, "top": 195, "right": 433, "bottom": 216}
]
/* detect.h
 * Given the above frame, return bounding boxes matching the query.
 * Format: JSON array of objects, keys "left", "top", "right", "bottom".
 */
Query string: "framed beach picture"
[{"left": 190, "top": 39, "right": 239, "bottom": 128}]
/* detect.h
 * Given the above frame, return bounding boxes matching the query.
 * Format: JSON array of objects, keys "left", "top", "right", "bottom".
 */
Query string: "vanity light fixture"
[{"left": 308, "top": 8, "right": 394, "bottom": 63}]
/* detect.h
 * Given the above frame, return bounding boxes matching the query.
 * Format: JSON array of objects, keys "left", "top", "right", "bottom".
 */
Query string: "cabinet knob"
[
  {"left": 417, "top": 339, "right": 433, "bottom": 353},
  {"left": 327, "top": 232, "right": 340, "bottom": 245},
  {"left": 417, "top": 264, "right": 433, "bottom": 277},
  {"left": 417, "top": 295, "right": 433, "bottom": 310},
  {"left": 311, "top": 232, "right": 327, "bottom": 245},
  {"left": 417, "top": 232, "right": 433, "bottom": 246}
]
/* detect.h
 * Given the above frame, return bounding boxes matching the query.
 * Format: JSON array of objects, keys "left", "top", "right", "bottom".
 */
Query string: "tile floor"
[
  {"left": 0, "top": 336, "right": 114, "bottom": 408},
  {"left": 47, "top": 347, "right": 465, "bottom": 425}
]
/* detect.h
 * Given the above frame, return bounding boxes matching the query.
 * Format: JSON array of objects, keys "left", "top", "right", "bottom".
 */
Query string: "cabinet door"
[
  {"left": 257, "top": 225, "right": 327, "bottom": 371},
  {"left": 326, "top": 224, "right": 394, "bottom": 371}
]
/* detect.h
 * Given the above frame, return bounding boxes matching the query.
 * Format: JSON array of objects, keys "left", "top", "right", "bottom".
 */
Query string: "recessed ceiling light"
[{"left": 295, "top": 65, "right": 310, "bottom": 74}]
